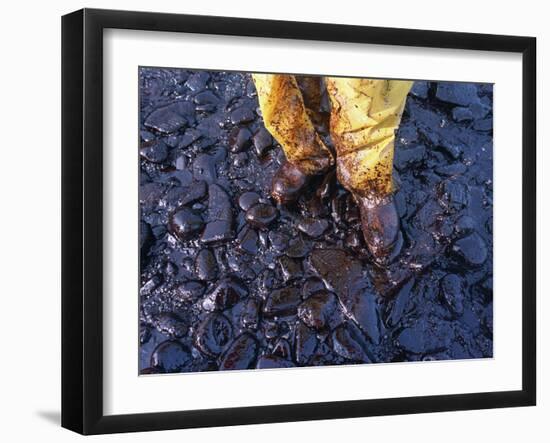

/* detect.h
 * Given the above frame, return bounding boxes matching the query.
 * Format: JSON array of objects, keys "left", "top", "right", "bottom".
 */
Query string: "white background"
[{"left": 0, "top": 0, "right": 547, "bottom": 441}]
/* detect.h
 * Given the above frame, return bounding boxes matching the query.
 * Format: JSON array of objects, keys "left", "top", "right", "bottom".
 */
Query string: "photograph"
[
  {"left": 0, "top": 0, "right": 543, "bottom": 440},
  {"left": 138, "top": 67, "right": 494, "bottom": 374}
]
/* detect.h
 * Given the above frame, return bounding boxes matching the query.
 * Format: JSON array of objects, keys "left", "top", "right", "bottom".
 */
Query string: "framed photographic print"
[{"left": 61, "top": 8, "right": 536, "bottom": 435}]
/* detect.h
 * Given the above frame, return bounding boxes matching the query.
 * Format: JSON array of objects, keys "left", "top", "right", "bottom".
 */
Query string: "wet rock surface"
[
  {"left": 194, "top": 313, "right": 233, "bottom": 357},
  {"left": 220, "top": 333, "right": 259, "bottom": 370},
  {"left": 201, "top": 184, "right": 234, "bottom": 244},
  {"left": 168, "top": 207, "right": 204, "bottom": 242},
  {"left": 139, "top": 68, "right": 493, "bottom": 373},
  {"left": 245, "top": 203, "right": 278, "bottom": 229}
]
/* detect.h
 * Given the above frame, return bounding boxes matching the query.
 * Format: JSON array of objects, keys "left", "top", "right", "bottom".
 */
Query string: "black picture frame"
[{"left": 62, "top": 8, "right": 537, "bottom": 435}]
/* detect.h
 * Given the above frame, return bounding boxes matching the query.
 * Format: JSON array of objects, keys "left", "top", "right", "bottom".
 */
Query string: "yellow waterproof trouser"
[{"left": 252, "top": 74, "right": 413, "bottom": 199}]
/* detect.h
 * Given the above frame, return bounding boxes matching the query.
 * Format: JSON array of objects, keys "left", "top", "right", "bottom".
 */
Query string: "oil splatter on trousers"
[{"left": 252, "top": 74, "right": 413, "bottom": 199}]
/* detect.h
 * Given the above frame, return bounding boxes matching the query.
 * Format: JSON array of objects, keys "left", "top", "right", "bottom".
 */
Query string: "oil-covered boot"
[{"left": 355, "top": 194, "right": 402, "bottom": 265}]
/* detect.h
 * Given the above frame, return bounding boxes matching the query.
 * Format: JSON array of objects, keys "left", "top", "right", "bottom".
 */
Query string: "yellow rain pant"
[
  {"left": 252, "top": 74, "right": 334, "bottom": 175},
  {"left": 252, "top": 74, "right": 413, "bottom": 199}
]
